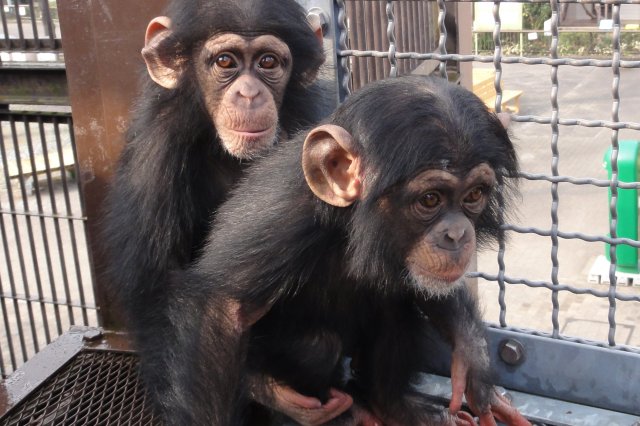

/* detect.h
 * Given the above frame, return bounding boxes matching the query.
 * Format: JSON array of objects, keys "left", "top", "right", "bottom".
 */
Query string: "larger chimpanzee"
[
  {"left": 101, "top": 0, "right": 353, "bottom": 423},
  {"left": 168, "top": 76, "right": 531, "bottom": 425}
]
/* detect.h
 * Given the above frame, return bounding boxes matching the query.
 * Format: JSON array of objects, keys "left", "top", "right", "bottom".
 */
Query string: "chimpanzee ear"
[
  {"left": 302, "top": 124, "right": 363, "bottom": 207},
  {"left": 142, "top": 16, "right": 181, "bottom": 89}
]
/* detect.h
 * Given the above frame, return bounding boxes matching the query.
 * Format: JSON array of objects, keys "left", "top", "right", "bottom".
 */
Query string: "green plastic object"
[{"left": 603, "top": 140, "right": 639, "bottom": 273}]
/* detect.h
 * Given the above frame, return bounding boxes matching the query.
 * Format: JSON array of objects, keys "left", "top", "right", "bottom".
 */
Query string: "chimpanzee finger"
[
  {"left": 477, "top": 411, "right": 498, "bottom": 426},
  {"left": 272, "top": 386, "right": 353, "bottom": 426},
  {"left": 490, "top": 392, "right": 532, "bottom": 426},
  {"left": 454, "top": 411, "right": 479, "bottom": 426},
  {"left": 449, "top": 350, "right": 469, "bottom": 413},
  {"left": 351, "top": 404, "right": 383, "bottom": 426},
  {"left": 273, "top": 382, "right": 322, "bottom": 409},
  {"left": 460, "top": 387, "right": 494, "bottom": 426}
]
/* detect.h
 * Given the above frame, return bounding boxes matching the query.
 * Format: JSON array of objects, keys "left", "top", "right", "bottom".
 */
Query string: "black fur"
[
  {"left": 169, "top": 76, "right": 519, "bottom": 425},
  {"left": 101, "top": 0, "right": 325, "bottom": 421}
]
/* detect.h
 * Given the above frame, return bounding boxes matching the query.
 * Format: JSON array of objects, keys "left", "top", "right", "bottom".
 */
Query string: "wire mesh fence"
[{"left": 337, "top": 0, "right": 640, "bottom": 354}]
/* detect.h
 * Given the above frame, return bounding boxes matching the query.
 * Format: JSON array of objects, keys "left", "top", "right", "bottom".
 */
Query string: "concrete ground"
[{"left": 474, "top": 63, "right": 640, "bottom": 348}]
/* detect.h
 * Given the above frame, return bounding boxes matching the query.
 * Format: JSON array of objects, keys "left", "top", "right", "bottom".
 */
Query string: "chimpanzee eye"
[
  {"left": 215, "top": 54, "right": 236, "bottom": 69},
  {"left": 420, "top": 192, "right": 441, "bottom": 209},
  {"left": 258, "top": 54, "right": 279, "bottom": 69},
  {"left": 463, "top": 186, "right": 484, "bottom": 205}
]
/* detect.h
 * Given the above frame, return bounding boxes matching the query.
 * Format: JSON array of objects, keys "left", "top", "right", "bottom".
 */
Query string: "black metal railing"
[
  {"left": 0, "top": 0, "right": 61, "bottom": 51},
  {"left": 0, "top": 110, "right": 96, "bottom": 377}
]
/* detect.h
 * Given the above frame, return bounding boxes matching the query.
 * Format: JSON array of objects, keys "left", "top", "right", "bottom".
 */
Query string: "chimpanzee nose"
[
  {"left": 236, "top": 75, "right": 261, "bottom": 101},
  {"left": 445, "top": 227, "right": 466, "bottom": 244},
  {"left": 435, "top": 214, "right": 472, "bottom": 251}
]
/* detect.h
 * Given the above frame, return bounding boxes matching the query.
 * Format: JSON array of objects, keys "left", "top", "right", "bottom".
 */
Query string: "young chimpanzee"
[
  {"left": 101, "top": 0, "right": 351, "bottom": 423},
  {"left": 169, "top": 76, "right": 531, "bottom": 425}
]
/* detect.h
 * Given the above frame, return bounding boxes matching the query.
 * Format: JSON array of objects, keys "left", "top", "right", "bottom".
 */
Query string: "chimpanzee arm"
[
  {"left": 167, "top": 263, "right": 355, "bottom": 426},
  {"left": 416, "top": 283, "right": 494, "bottom": 414},
  {"left": 165, "top": 279, "right": 250, "bottom": 426},
  {"left": 416, "top": 284, "right": 531, "bottom": 425}
]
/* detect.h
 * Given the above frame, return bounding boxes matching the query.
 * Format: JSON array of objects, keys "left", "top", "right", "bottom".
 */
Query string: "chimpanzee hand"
[
  {"left": 271, "top": 384, "right": 354, "bottom": 425},
  {"left": 449, "top": 351, "right": 531, "bottom": 426},
  {"left": 469, "top": 391, "right": 531, "bottom": 426}
]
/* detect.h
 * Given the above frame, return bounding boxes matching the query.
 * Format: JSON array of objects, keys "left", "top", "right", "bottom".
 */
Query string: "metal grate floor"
[{"left": 1, "top": 351, "right": 160, "bottom": 426}]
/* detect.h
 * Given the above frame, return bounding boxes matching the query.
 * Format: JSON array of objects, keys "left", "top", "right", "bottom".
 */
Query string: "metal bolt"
[
  {"left": 83, "top": 328, "right": 104, "bottom": 342},
  {"left": 499, "top": 339, "right": 525, "bottom": 366},
  {"left": 307, "top": 7, "right": 329, "bottom": 35}
]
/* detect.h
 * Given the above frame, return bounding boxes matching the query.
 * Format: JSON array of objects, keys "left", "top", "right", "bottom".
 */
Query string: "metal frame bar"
[
  {"left": 0, "top": 326, "right": 134, "bottom": 419},
  {"left": 2, "top": 327, "right": 638, "bottom": 425},
  {"left": 486, "top": 327, "right": 640, "bottom": 416},
  {"left": 417, "top": 372, "right": 640, "bottom": 425}
]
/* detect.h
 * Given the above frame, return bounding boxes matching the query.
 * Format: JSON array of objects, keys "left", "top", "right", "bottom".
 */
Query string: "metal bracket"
[{"left": 486, "top": 327, "right": 640, "bottom": 417}]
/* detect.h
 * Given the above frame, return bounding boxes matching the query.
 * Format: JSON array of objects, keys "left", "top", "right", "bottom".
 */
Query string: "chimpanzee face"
[
  {"left": 143, "top": 22, "right": 293, "bottom": 160},
  {"left": 196, "top": 33, "right": 293, "bottom": 159},
  {"left": 398, "top": 164, "right": 496, "bottom": 297},
  {"left": 300, "top": 122, "right": 500, "bottom": 298}
]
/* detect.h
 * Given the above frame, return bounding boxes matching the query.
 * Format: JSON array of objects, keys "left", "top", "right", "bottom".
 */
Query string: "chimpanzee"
[
  {"left": 168, "top": 76, "right": 531, "bottom": 425},
  {"left": 101, "top": 0, "right": 352, "bottom": 423}
]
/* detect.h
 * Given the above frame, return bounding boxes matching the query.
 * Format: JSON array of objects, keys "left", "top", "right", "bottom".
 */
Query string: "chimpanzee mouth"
[
  {"left": 406, "top": 257, "right": 467, "bottom": 285},
  {"left": 231, "top": 128, "right": 272, "bottom": 139},
  {"left": 408, "top": 273, "right": 466, "bottom": 299},
  {"left": 435, "top": 242, "right": 472, "bottom": 252}
]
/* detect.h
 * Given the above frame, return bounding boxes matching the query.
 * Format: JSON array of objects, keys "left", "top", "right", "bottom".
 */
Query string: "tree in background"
[{"left": 522, "top": 4, "right": 551, "bottom": 30}]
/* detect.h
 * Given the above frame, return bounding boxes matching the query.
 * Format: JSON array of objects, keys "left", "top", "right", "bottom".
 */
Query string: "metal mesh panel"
[
  {"left": 1, "top": 351, "right": 159, "bottom": 426},
  {"left": 336, "top": 0, "right": 640, "bottom": 354},
  {"left": 0, "top": 111, "right": 97, "bottom": 378}
]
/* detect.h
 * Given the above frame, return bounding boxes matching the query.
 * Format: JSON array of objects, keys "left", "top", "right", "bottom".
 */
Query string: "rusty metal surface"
[
  {"left": 0, "top": 63, "right": 68, "bottom": 106},
  {"left": 345, "top": 1, "right": 442, "bottom": 91},
  {"left": 56, "top": 0, "right": 168, "bottom": 329}
]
